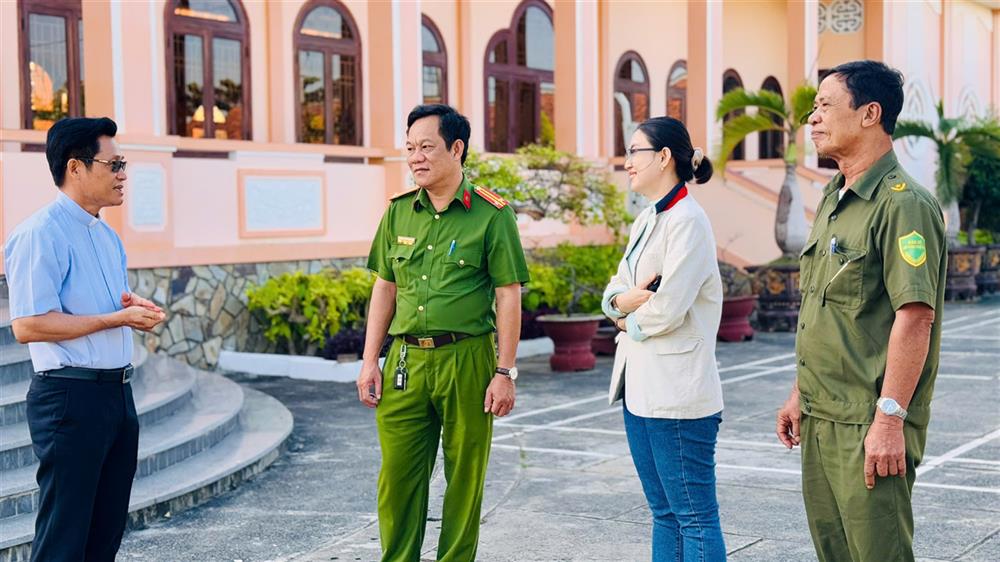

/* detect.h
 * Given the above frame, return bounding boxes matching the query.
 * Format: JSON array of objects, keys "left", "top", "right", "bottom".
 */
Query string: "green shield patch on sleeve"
[{"left": 898, "top": 231, "right": 927, "bottom": 267}]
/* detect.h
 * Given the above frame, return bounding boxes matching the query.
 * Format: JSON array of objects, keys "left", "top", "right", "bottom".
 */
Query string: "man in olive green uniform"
[
  {"left": 776, "top": 61, "right": 946, "bottom": 562},
  {"left": 357, "top": 104, "right": 529, "bottom": 562}
]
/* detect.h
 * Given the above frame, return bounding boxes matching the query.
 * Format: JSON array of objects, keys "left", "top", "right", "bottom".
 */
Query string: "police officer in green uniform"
[
  {"left": 775, "top": 61, "right": 947, "bottom": 562},
  {"left": 357, "top": 104, "right": 530, "bottom": 562}
]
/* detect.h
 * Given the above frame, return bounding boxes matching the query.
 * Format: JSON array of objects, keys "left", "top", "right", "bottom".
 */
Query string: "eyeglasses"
[
  {"left": 624, "top": 147, "right": 657, "bottom": 162},
  {"left": 77, "top": 158, "right": 127, "bottom": 173}
]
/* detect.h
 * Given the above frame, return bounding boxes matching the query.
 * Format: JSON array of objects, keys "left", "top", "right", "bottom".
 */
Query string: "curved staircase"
[{"left": 0, "top": 301, "right": 293, "bottom": 561}]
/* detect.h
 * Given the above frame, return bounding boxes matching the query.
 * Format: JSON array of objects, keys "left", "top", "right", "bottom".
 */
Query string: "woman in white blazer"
[{"left": 602, "top": 117, "right": 726, "bottom": 561}]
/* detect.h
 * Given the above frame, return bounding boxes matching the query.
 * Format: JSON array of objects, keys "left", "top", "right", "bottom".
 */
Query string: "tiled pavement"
[{"left": 119, "top": 297, "right": 1000, "bottom": 561}]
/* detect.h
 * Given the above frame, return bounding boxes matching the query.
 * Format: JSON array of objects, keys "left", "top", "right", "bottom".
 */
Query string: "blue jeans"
[{"left": 623, "top": 401, "right": 726, "bottom": 562}]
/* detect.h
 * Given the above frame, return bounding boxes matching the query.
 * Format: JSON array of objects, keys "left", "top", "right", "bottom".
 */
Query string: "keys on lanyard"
[{"left": 393, "top": 344, "right": 408, "bottom": 391}]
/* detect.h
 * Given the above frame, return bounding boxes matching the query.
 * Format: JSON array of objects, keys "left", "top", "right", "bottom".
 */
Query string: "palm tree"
[
  {"left": 893, "top": 103, "right": 1000, "bottom": 246},
  {"left": 716, "top": 84, "right": 817, "bottom": 258}
]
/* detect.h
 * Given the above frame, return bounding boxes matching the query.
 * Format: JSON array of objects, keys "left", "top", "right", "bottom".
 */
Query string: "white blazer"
[{"left": 602, "top": 194, "right": 724, "bottom": 419}]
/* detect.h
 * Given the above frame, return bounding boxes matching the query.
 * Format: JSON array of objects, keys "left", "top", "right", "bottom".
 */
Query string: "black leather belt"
[
  {"left": 37, "top": 364, "right": 134, "bottom": 384},
  {"left": 399, "top": 333, "right": 470, "bottom": 349}
]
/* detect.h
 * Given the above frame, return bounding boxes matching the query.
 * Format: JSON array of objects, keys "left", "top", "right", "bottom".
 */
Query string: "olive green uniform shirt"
[
  {"left": 367, "top": 175, "right": 530, "bottom": 337},
  {"left": 795, "top": 150, "right": 946, "bottom": 428}
]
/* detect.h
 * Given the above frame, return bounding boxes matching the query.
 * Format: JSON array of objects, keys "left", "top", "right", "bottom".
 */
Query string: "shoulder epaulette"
[
  {"left": 474, "top": 186, "right": 508, "bottom": 210},
  {"left": 389, "top": 187, "right": 420, "bottom": 201}
]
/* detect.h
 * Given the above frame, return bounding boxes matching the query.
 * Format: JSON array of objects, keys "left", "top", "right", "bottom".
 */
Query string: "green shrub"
[
  {"left": 246, "top": 268, "right": 375, "bottom": 356},
  {"left": 464, "top": 144, "right": 630, "bottom": 244},
  {"left": 524, "top": 243, "right": 621, "bottom": 315}
]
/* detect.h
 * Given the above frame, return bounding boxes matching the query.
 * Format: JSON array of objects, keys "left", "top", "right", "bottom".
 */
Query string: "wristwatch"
[
  {"left": 495, "top": 366, "right": 518, "bottom": 381},
  {"left": 876, "top": 397, "right": 907, "bottom": 421}
]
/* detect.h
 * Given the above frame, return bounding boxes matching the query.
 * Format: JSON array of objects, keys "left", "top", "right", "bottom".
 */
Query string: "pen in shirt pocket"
[{"left": 448, "top": 240, "right": 456, "bottom": 256}]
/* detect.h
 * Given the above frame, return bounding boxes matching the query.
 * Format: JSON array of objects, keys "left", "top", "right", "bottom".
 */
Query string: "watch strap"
[{"left": 877, "top": 397, "right": 908, "bottom": 420}]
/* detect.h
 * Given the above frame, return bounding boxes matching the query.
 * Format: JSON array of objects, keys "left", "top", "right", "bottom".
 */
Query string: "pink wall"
[
  {"left": 421, "top": 1, "right": 461, "bottom": 110},
  {"left": 3, "top": 0, "right": 998, "bottom": 276},
  {"left": 605, "top": 1, "right": 688, "bottom": 156},
  {"left": 0, "top": 1, "right": 20, "bottom": 131},
  {"left": 886, "top": 0, "right": 944, "bottom": 192},
  {"left": 945, "top": 0, "right": 995, "bottom": 118}
]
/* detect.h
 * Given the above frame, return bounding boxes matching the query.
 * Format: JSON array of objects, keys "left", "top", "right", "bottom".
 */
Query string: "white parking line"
[
  {"left": 721, "top": 364, "right": 795, "bottom": 384},
  {"left": 942, "top": 335, "right": 1000, "bottom": 341},
  {"left": 491, "top": 443, "right": 618, "bottom": 459},
  {"left": 718, "top": 353, "right": 796, "bottom": 373},
  {"left": 937, "top": 374, "right": 997, "bottom": 381},
  {"left": 918, "top": 428, "right": 1000, "bottom": 476},
  {"left": 498, "top": 395, "right": 607, "bottom": 423},
  {"left": 941, "top": 309, "right": 1000, "bottom": 327},
  {"left": 493, "top": 448, "right": 1000, "bottom": 495},
  {"left": 500, "top": 354, "right": 798, "bottom": 426},
  {"left": 944, "top": 315, "right": 1000, "bottom": 335},
  {"left": 941, "top": 350, "right": 1000, "bottom": 357}
]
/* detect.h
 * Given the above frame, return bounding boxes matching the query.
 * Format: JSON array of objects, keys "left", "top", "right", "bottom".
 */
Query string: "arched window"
[
  {"left": 722, "top": 69, "right": 745, "bottom": 161},
  {"left": 294, "top": 0, "right": 362, "bottom": 145},
  {"left": 421, "top": 15, "right": 447, "bottom": 105},
  {"left": 666, "top": 60, "right": 687, "bottom": 124},
  {"left": 759, "top": 76, "right": 784, "bottom": 159},
  {"left": 613, "top": 51, "right": 650, "bottom": 156},
  {"left": 19, "top": 0, "right": 84, "bottom": 130},
  {"left": 484, "top": 0, "right": 554, "bottom": 152},
  {"left": 165, "top": 0, "right": 251, "bottom": 140}
]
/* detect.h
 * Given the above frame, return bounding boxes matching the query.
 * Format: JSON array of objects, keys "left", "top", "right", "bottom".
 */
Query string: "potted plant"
[
  {"left": 894, "top": 104, "right": 1000, "bottom": 300},
  {"left": 718, "top": 261, "right": 757, "bottom": 342},
  {"left": 958, "top": 127, "right": 1000, "bottom": 295},
  {"left": 524, "top": 244, "right": 619, "bottom": 372},
  {"left": 715, "top": 84, "right": 817, "bottom": 331}
]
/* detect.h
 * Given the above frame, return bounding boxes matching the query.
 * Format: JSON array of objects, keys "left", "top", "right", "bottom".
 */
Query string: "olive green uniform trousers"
[
  {"left": 801, "top": 415, "right": 928, "bottom": 562},
  {"left": 375, "top": 333, "right": 496, "bottom": 562}
]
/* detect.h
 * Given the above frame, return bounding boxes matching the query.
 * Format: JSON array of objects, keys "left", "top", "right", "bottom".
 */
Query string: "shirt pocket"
[
  {"left": 822, "top": 244, "right": 867, "bottom": 309},
  {"left": 798, "top": 238, "right": 819, "bottom": 289},
  {"left": 651, "top": 335, "right": 703, "bottom": 355},
  {"left": 434, "top": 248, "right": 484, "bottom": 294},
  {"left": 387, "top": 244, "right": 416, "bottom": 285}
]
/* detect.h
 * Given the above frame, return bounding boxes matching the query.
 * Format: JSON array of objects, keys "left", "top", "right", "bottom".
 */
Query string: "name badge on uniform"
[{"left": 396, "top": 236, "right": 416, "bottom": 246}]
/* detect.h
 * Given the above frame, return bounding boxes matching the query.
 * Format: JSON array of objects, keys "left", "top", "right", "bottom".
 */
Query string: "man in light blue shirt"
[{"left": 4, "top": 117, "right": 165, "bottom": 561}]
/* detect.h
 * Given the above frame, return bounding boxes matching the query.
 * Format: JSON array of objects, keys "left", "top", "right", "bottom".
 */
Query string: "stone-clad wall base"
[{"left": 126, "top": 258, "right": 366, "bottom": 369}]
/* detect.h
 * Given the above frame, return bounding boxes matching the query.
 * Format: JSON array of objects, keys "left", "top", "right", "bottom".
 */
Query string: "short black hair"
[
  {"left": 45, "top": 117, "right": 118, "bottom": 187},
  {"left": 637, "top": 116, "right": 714, "bottom": 184},
  {"left": 827, "top": 60, "right": 905, "bottom": 135},
  {"left": 406, "top": 104, "right": 471, "bottom": 164}
]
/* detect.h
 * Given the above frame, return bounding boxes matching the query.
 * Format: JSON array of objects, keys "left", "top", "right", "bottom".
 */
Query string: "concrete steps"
[{"left": 0, "top": 303, "right": 293, "bottom": 560}]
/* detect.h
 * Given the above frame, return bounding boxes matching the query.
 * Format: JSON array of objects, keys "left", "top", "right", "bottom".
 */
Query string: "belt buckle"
[
  {"left": 417, "top": 337, "right": 435, "bottom": 349},
  {"left": 122, "top": 365, "right": 134, "bottom": 384}
]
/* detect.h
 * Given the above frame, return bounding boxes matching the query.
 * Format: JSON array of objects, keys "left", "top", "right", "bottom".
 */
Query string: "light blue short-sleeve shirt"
[{"left": 3, "top": 192, "right": 133, "bottom": 372}]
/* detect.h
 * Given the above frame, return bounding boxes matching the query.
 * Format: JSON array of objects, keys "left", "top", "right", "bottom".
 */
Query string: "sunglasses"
[{"left": 77, "top": 157, "right": 127, "bottom": 173}]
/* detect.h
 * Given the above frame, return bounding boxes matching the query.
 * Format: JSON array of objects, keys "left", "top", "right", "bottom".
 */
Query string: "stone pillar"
[
  {"left": 81, "top": 0, "right": 123, "bottom": 230},
  {"left": 787, "top": 0, "right": 819, "bottom": 167},
  {"left": 553, "top": 0, "right": 600, "bottom": 158},
  {"left": 368, "top": 1, "right": 423, "bottom": 201},
  {"left": 686, "top": 1, "right": 724, "bottom": 157},
  {"left": 864, "top": 0, "right": 886, "bottom": 61}
]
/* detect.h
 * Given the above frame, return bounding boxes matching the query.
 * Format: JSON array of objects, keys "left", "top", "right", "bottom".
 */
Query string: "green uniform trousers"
[
  {"left": 800, "top": 415, "right": 927, "bottom": 562},
  {"left": 375, "top": 333, "right": 496, "bottom": 562}
]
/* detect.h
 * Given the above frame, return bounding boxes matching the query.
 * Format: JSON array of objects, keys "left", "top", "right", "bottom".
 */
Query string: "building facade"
[{"left": 1, "top": 0, "right": 998, "bottom": 364}]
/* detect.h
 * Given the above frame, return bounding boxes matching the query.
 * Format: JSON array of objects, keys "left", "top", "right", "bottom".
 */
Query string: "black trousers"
[{"left": 25, "top": 375, "right": 139, "bottom": 562}]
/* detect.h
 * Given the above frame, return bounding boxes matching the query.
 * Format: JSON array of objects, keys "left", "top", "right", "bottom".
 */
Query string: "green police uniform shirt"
[
  {"left": 795, "top": 150, "right": 946, "bottom": 428},
  {"left": 367, "top": 175, "right": 530, "bottom": 337}
]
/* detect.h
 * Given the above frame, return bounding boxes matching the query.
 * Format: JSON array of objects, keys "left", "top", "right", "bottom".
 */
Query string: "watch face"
[
  {"left": 880, "top": 398, "right": 899, "bottom": 414},
  {"left": 508, "top": 367, "right": 519, "bottom": 381}
]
